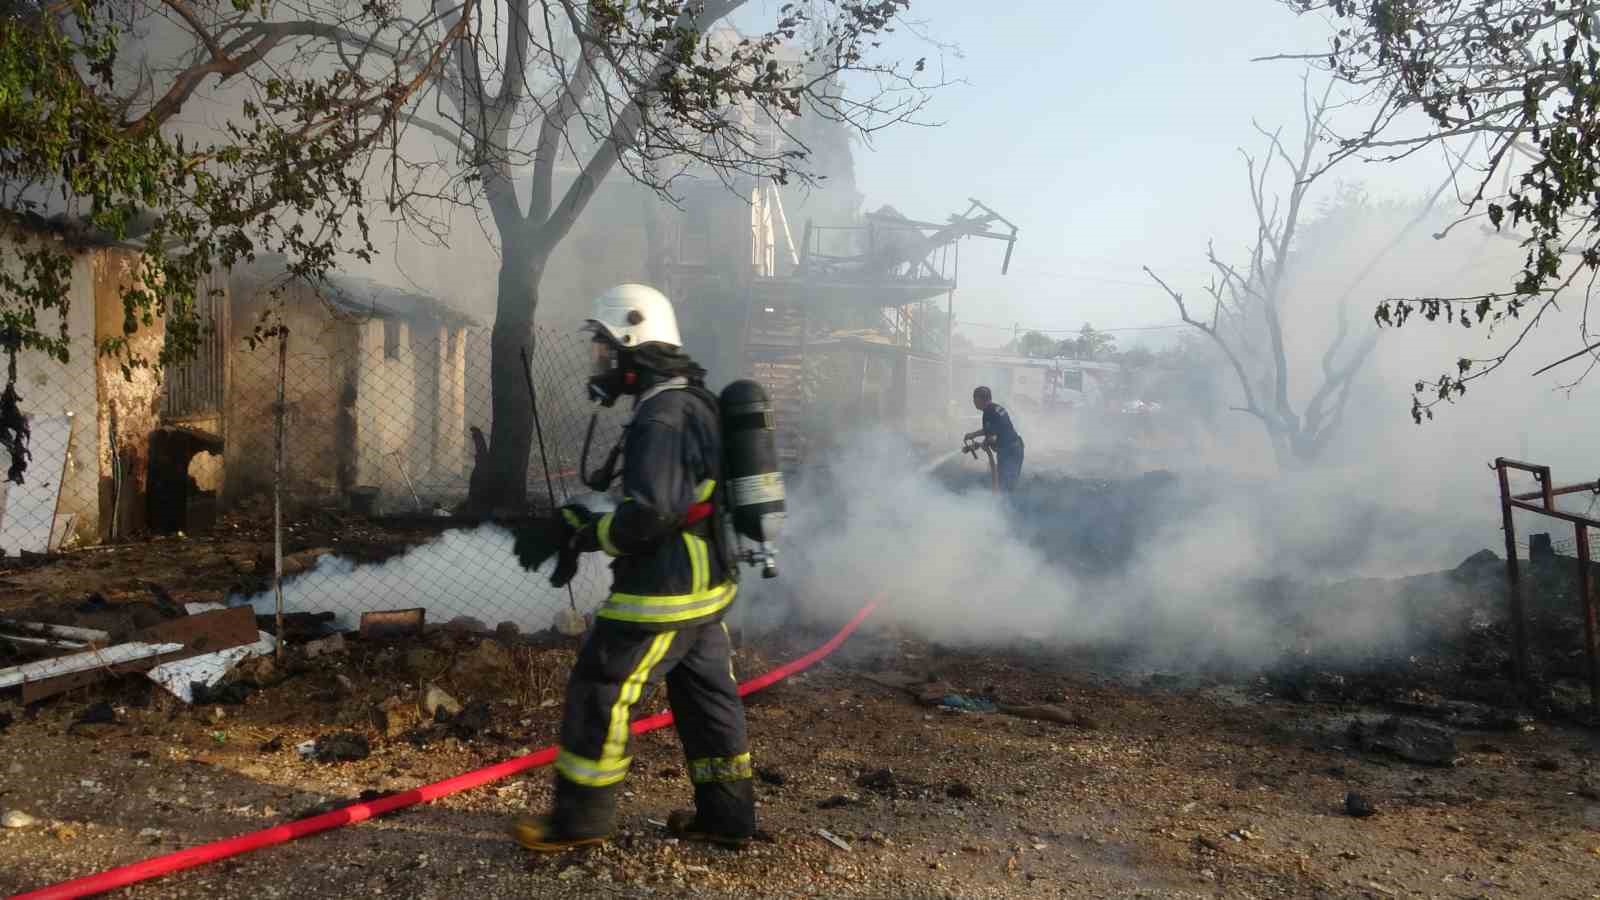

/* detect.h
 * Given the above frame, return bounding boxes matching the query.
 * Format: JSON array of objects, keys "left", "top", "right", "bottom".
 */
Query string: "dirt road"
[{"left": 2, "top": 625, "right": 1597, "bottom": 899}]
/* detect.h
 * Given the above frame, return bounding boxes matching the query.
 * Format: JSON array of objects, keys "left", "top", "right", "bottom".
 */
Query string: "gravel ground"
[{"left": 2, "top": 624, "right": 1598, "bottom": 899}]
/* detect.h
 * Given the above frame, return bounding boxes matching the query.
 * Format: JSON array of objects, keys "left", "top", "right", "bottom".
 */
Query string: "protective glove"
[
  {"left": 512, "top": 518, "right": 567, "bottom": 572},
  {"left": 549, "top": 504, "right": 602, "bottom": 589},
  {"left": 550, "top": 542, "right": 581, "bottom": 589}
]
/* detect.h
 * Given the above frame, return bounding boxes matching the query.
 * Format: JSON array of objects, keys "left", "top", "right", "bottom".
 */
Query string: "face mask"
[{"left": 586, "top": 337, "right": 623, "bottom": 408}]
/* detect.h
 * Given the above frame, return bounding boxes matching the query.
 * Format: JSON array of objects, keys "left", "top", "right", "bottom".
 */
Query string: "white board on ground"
[
  {"left": 147, "top": 631, "right": 278, "bottom": 703},
  {"left": 0, "top": 415, "right": 72, "bottom": 556}
]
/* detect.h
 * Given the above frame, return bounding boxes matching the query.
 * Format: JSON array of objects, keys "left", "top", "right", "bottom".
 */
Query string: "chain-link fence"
[
  {"left": 219, "top": 322, "right": 632, "bottom": 636},
  {"left": 0, "top": 343, "right": 100, "bottom": 559}
]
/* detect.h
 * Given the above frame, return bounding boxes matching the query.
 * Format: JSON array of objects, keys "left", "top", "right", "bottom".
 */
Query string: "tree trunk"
[{"left": 469, "top": 250, "right": 541, "bottom": 515}]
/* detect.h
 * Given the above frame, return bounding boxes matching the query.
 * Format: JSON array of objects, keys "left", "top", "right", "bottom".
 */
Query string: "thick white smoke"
[
  {"left": 232, "top": 526, "right": 610, "bottom": 634},
  {"left": 739, "top": 425, "right": 1497, "bottom": 673}
]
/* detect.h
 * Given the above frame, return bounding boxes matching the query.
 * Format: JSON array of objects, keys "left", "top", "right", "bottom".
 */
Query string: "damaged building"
[
  {"left": 157, "top": 259, "right": 478, "bottom": 533},
  {"left": 0, "top": 235, "right": 478, "bottom": 549},
  {"left": 655, "top": 187, "right": 1018, "bottom": 466}
]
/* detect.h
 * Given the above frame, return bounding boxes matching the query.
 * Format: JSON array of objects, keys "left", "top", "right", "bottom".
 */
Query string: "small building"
[
  {"left": 0, "top": 235, "right": 478, "bottom": 547},
  {"left": 152, "top": 259, "right": 478, "bottom": 530},
  {"left": 955, "top": 354, "right": 1122, "bottom": 413}
]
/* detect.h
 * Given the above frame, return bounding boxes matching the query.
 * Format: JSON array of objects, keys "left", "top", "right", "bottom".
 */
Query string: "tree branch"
[{"left": 540, "top": 0, "right": 746, "bottom": 250}]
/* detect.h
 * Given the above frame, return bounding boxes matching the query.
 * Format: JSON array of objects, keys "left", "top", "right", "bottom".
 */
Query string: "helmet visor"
[{"left": 589, "top": 335, "right": 615, "bottom": 380}]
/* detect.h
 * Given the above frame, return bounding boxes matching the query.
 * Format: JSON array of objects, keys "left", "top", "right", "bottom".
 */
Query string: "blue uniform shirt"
[{"left": 982, "top": 402, "right": 1023, "bottom": 450}]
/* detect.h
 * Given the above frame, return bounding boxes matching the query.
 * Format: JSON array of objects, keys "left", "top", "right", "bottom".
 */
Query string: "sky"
[{"left": 830, "top": 0, "right": 1452, "bottom": 349}]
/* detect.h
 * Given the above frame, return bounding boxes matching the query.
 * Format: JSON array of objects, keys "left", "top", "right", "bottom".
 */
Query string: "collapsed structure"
[{"left": 659, "top": 195, "right": 1017, "bottom": 466}]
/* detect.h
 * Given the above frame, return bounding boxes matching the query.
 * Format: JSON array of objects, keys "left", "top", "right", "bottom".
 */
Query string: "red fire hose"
[{"left": 14, "top": 601, "right": 879, "bottom": 900}]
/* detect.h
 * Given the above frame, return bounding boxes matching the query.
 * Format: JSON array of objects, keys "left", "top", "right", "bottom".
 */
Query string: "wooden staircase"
[{"left": 743, "top": 306, "right": 808, "bottom": 469}]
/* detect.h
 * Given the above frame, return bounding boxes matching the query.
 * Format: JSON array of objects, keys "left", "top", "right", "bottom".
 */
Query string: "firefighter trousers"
[
  {"left": 997, "top": 443, "right": 1024, "bottom": 493},
  {"left": 548, "top": 616, "right": 755, "bottom": 840}
]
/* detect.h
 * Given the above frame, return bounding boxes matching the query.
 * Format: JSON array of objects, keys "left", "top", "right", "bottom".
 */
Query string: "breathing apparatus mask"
[
  {"left": 585, "top": 332, "right": 628, "bottom": 409},
  {"left": 579, "top": 331, "right": 633, "bottom": 491}
]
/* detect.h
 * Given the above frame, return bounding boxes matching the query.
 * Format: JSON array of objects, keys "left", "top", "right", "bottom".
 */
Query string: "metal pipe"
[
  {"left": 1579, "top": 523, "right": 1599, "bottom": 710},
  {"left": 1497, "top": 457, "right": 1552, "bottom": 473},
  {"left": 388, "top": 450, "right": 422, "bottom": 510},
  {"left": 1508, "top": 498, "right": 1600, "bottom": 527},
  {"left": 1512, "top": 481, "right": 1600, "bottom": 502},
  {"left": 1497, "top": 462, "right": 1529, "bottom": 686},
  {"left": 273, "top": 331, "right": 287, "bottom": 661}
]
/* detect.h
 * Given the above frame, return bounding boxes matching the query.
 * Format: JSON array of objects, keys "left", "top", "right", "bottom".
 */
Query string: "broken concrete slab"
[
  {"left": 422, "top": 684, "right": 462, "bottom": 720},
  {"left": 302, "top": 633, "right": 346, "bottom": 659}
]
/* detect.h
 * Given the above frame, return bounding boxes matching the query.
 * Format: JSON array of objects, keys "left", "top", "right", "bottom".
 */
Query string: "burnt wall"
[
  {"left": 93, "top": 250, "right": 166, "bottom": 540},
  {"left": 223, "top": 276, "right": 358, "bottom": 508}
]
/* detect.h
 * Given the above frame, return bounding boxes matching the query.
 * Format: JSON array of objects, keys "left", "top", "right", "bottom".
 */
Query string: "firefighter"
[
  {"left": 964, "top": 385, "right": 1025, "bottom": 492},
  {"left": 512, "top": 284, "right": 755, "bottom": 852}
]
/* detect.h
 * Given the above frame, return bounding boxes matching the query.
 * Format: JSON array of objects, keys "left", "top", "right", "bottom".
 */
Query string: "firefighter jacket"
[
  {"left": 589, "top": 378, "right": 734, "bottom": 630},
  {"left": 982, "top": 402, "right": 1024, "bottom": 453}
]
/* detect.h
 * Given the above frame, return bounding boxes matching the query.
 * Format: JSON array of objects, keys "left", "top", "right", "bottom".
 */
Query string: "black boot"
[
  {"left": 512, "top": 776, "right": 619, "bottom": 852},
  {"left": 667, "top": 779, "right": 755, "bottom": 848}
]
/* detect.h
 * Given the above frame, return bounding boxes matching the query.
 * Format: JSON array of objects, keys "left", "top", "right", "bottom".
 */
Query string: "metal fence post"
[
  {"left": 1495, "top": 459, "right": 1528, "bottom": 686},
  {"left": 1577, "top": 522, "right": 1599, "bottom": 710},
  {"left": 273, "top": 328, "right": 287, "bottom": 660}
]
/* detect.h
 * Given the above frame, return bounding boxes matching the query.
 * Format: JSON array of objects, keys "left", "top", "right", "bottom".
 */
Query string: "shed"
[{"left": 145, "top": 260, "right": 479, "bottom": 532}]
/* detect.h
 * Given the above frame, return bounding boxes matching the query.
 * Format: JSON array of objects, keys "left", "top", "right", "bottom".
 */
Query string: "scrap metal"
[{"left": 1492, "top": 457, "right": 1600, "bottom": 709}]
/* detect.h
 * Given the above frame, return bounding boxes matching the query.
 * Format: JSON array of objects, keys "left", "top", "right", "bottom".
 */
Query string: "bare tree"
[
  {"left": 1273, "top": 0, "right": 1600, "bottom": 418},
  {"left": 404, "top": 0, "right": 939, "bottom": 510},
  {"left": 1144, "top": 76, "right": 1456, "bottom": 465},
  {"left": 4, "top": 1, "right": 939, "bottom": 508}
]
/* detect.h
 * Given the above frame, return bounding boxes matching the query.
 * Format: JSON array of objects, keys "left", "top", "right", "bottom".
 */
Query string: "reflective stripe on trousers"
[
  {"left": 554, "top": 630, "right": 675, "bottom": 787},
  {"left": 688, "top": 751, "right": 753, "bottom": 784}
]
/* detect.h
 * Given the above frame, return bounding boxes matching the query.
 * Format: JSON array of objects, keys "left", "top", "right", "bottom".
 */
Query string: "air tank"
[{"left": 719, "top": 379, "right": 784, "bottom": 578}]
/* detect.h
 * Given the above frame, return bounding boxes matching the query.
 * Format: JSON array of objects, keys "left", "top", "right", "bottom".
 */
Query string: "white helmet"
[{"left": 585, "top": 283, "right": 682, "bottom": 350}]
